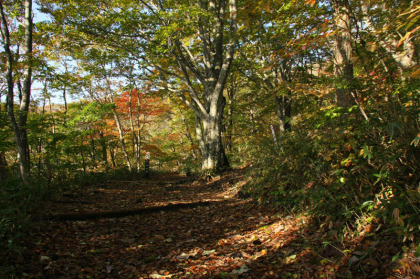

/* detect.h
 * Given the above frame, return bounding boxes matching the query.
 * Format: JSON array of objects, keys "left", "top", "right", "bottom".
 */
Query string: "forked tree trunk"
[
  {"left": 158, "top": 0, "right": 236, "bottom": 175},
  {"left": 186, "top": 86, "right": 231, "bottom": 174}
]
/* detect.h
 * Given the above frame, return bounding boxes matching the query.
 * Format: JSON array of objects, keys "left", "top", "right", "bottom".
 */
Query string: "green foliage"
[
  {"left": 1, "top": 1, "right": 418, "bottom": 275},
  {"left": 70, "top": 101, "right": 114, "bottom": 124},
  {"left": 0, "top": 178, "right": 51, "bottom": 274},
  {"left": 0, "top": 110, "right": 13, "bottom": 153},
  {"left": 244, "top": 78, "right": 420, "bottom": 243}
]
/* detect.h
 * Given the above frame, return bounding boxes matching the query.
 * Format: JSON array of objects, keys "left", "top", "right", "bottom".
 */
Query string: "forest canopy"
[{"left": 0, "top": 0, "right": 419, "bottom": 277}]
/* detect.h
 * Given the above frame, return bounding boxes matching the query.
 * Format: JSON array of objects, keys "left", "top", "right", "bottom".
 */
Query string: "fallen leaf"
[
  {"left": 231, "top": 264, "right": 249, "bottom": 275},
  {"left": 202, "top": 249, "right": 216, "bottom": 256}
]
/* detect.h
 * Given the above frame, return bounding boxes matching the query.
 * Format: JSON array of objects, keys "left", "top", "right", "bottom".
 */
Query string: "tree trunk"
[
  {"left": 194, "top": 114, "right": 205, "bottom": 157},
  {"left": 135, "top": 90, "right": 143, "bottom": 171},
  {"left": 0, "top": 0, "right": 33, "bottom": 183},
  {"left": 184, "top": 86, "right": 231, "bottom": 174},
  {"left": 48, "top": 96, "right": 56, "bottom": 133},
  {"left": 199, "top": 95, "right": 230, "bottom": 173},
  {"left": 0, "top": 152, "right": 7, "bottom": 181},
  {"left": 99, "top": 132, "right": 108, "bottom": 170},
  {"left": 63, "top": 88, "right": 68, "bottom": 114},
  {"left": 90, "top": 133, "right": 96, "bottom": 161},
  {"left": 110, "top": 145, "right": 117, "bottom": 168},
  {"left": 19, "top": 0, "right": 33, "bottom": 180},
  {"left": 128, "top": 91, "right": 140, "bottom": 171},
  {"left": 332, "top": 0, "right": 355, "bottom": 108},
  {"left": 112, "top": 108, "right": 132, "bottom": 171},
  {"left": 136, "top": 131, "right": 141, "bottom": 171},
  {"left": 80, "top": 138, "right": 86, "bottom": 174},
  {"left": 275, "top": 94, "right": 291, "bottom": 133},
  {"left": 179, "top": 108, "right": 197, "bottom": 158},
  {"left": 156, "top": 0, "right": 237, "bottom": 174}
]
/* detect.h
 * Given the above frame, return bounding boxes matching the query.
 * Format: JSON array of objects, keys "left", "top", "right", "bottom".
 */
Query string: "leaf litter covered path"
[{"left": 18, "top": 170, "right": 416, "bottom": 278}]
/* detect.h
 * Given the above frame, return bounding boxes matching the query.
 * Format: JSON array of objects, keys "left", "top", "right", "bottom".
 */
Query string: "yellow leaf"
[
  {"left": 397, "top": 26, "right": 420, "bottom": 47},
  {"left": 261, "top": 249, "right": 267, "bottom": 256},
  {"left": 409, "top": 68, "right": 420, "bottom": 78},
  {"left": 366, "top": 42, "right": 378, "bottom": 52}
]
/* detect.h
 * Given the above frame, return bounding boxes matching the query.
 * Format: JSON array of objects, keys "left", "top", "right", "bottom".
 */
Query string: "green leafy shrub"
[
  {"left": 245, "top": 80, "right": 420, "bottom": 244},
  {"left": 0, "top": 178, "right": 51, "bottom": 274}
]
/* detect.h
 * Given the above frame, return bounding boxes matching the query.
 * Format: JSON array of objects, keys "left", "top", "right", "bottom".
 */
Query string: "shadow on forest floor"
[{"left": 8, "top": 170, "right": 419, "bottom": 278}]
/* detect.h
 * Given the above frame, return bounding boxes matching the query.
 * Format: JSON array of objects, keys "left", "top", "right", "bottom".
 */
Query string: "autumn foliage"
[{"left": 1, "top": 0, "right": 419, "bottom": 277}]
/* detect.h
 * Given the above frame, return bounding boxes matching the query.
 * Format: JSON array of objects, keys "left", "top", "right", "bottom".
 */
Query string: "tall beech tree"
[
  {"left": 0, "top": 0, "right": 33, "bottom": 182},
  {"left": 151, "top": 0, "right": 237, "bottom": 173},
  {"left": 332, "top": 0, "right": 355, "bottom": 108},
  {"left": 41, "top": 0, "right": 237, "bottom": 173}
]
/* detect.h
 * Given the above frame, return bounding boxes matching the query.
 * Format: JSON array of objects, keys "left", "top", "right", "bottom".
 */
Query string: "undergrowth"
[
  {"left": 0, "top": 177, "right": 51, "bottom": 275},
  {"left": 244, "top": 81, "right": 420, "bottom": 258}
]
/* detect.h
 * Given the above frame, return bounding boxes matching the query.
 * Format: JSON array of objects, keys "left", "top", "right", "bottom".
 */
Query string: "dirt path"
[{"left": 15, "top": 171, "right": 415, "bottom": 278}]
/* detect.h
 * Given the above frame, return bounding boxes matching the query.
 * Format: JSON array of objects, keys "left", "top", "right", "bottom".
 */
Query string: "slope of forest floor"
[{"left": 10, "top": 169, "right": 420, "bottom": 278}]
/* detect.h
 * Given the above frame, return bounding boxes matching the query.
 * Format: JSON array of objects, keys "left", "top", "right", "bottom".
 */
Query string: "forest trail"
[{"left": 16, "top": 170, "right": 407, "bottom": 278}]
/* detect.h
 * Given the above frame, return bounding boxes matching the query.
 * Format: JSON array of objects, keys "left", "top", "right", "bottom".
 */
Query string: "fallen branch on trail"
[{"left": 41, "top": 201, "right": 213, "bottom": 221}]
